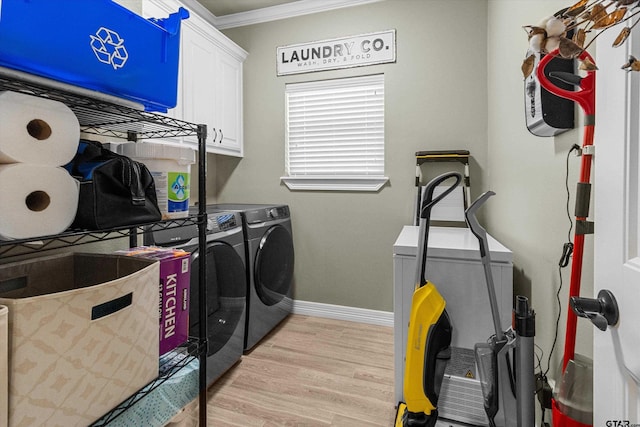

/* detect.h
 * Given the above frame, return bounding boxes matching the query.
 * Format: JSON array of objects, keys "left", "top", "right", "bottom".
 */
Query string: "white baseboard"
[{"left": 292, "top": 300, "right": 393, "bottom": 327}]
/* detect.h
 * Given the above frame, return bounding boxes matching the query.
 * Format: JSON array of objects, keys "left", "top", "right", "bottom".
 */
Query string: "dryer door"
[
  {"left": 254, "top": 224, "right": 294, "bottom": 306},
  {"left": 190, "top": 242, "right": 246, "bottom": 355}
]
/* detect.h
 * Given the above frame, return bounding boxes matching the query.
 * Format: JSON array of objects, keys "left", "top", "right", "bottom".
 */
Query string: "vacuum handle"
[
  {"left": 549, "top": 71, "right": 583, "bottom": 86},
  {"left": 419, "top": 172, "right": 462, "bottom": 219},
  {"left": 536, "top": 48, "right": 596, "bottom": 116},
  {"left": 465, "top": 191, "right": 495, "bottom": 258},
  {"left": 465, "top": 191, "right": 505, "bottom": 341},
  {"left": 415, "top": 172, "right": 462, "bottom": 288}
]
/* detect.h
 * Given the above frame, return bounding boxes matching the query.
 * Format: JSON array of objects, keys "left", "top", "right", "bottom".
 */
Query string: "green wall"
[
  {"left": 215, "top": 0, "right": 595, "bottom": 378},
  {"left": 216, "top": 0, "right": 489, "bottom": 312},
  {"left": 486, "top": 0, "right": 593, "bottom": 374}
]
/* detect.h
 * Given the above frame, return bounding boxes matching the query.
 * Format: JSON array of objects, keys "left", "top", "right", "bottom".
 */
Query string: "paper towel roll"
[
  {"left": 0, "top": 305, "right": 7, "bottom": 427},
  {"left": 0, "top": 91, "right": 79, "bottom": 166},
  {"left": 0, "top": 164, "right": 79, "bottom": 240}
]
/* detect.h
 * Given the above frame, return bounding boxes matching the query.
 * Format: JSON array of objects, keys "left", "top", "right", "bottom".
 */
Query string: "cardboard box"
[
  {"left": 0, "top": 252, "right": 159, "bottom": 427},
  {"left": 117, "top": 246, "right": 191, "bottom": 355}
]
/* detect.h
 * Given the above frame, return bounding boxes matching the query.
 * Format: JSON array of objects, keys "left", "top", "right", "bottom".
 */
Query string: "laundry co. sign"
[{"left": 276, "top": 30, "right": 396, "bottom": 76}]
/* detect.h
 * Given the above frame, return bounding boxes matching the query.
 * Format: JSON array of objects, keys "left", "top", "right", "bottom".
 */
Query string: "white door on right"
[{"left": 593, "top": 26, "right": 640, "bottom": 424}]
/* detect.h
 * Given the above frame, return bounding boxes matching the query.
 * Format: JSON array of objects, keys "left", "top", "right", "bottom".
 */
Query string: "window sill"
[{"left": 280, "top": 176, "right": 389, "bottom": 191}]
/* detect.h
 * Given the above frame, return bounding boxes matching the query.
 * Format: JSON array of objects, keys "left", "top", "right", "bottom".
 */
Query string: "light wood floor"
[{"left": 205, "top": 314, "right": 396, "bottom": 426}]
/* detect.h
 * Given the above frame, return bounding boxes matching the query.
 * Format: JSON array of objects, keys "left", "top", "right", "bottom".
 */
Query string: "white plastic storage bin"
[{"left": 118, "top": 142, "right": 196, "bottom": 219}]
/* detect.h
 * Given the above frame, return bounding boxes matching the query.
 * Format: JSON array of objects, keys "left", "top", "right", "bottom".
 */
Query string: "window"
[{"left": 281, "top": 74, "right": 388, "bottom": 191}]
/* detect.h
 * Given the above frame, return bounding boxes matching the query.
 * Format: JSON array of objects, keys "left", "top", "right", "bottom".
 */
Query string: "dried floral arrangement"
[{"left": 522, "top": 0, "right": 640, "bottom": 78}]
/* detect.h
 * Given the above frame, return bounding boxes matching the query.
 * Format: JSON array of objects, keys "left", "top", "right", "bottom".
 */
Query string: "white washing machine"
[
  {"left": 146, "top": 210, "right": 247, "bottom": 385},
  {"left": 209, "top": 204, "right": 294, "bottom": 352}
]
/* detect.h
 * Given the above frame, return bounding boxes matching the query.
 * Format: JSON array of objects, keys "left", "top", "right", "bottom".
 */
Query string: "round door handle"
[{"left": 570, "top": 289, "right": 619, "bottom": 331}]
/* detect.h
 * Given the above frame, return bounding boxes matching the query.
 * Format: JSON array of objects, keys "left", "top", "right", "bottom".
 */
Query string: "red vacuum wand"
[{"left": 536, "top": 48, "right": 596, "bottom": 373}]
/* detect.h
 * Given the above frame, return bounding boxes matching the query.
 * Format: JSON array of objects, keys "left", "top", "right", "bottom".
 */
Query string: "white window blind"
[{"left": 282, "top": 74, "right": 388, "bottom": 191}]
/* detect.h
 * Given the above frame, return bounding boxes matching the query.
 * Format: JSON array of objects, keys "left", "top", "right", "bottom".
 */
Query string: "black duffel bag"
[{"left": 64, "top": 140, "right": 161, "bottom": 230}]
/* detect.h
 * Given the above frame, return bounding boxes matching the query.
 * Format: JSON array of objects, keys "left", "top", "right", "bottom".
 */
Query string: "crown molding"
[
  {"left": 214, "top": 0, "right": 385, "bottom": 30},
  {"left": 180, "top": 0, "right": 219, "bottom": 26}
]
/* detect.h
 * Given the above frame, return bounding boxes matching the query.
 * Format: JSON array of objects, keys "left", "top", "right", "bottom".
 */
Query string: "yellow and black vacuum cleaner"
[{"left": 395, "top": 172, "right": 461, "bottom": 427}]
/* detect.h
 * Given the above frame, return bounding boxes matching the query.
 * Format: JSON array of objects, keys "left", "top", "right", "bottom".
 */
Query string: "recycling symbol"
[{"left": 90, "top": 27, "right": 128, "bottom": 70}]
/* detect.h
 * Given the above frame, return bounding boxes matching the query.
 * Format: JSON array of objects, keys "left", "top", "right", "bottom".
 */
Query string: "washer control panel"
[
  {"left": 207, "top": 212, "right": 239, "bottom": 233},
  {"left": 147, "top": 224, "right": 198, "bottom": 246},
  {"left": 267, "top": 206, "right": 289, "bottom": 219},
  {"left": 244, "top": 205, "right": 290, "bottom": 224}
]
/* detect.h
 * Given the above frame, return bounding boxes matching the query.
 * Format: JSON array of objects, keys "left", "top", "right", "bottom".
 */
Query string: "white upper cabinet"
[
  {"left": 213, "top": 48, "right": 243, "bottom": 155},
  {"left": 142, "top": 0, "right": 247, "bottom": 156}
]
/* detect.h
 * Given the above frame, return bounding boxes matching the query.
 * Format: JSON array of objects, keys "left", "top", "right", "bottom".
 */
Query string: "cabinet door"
[
  {"left": 213, "top": 49, "right": 243, "bottom": 156},
  {"left": 141, "top": 0, "right": 245, "bottom": 156},
  {"left": 180, "top": 23, "right": 217, "bottom": 148}
]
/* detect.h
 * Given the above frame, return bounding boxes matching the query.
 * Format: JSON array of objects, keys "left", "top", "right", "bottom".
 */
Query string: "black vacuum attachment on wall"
[{"left": 524, "top": 50, "right": 575, "bottom": 137}]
